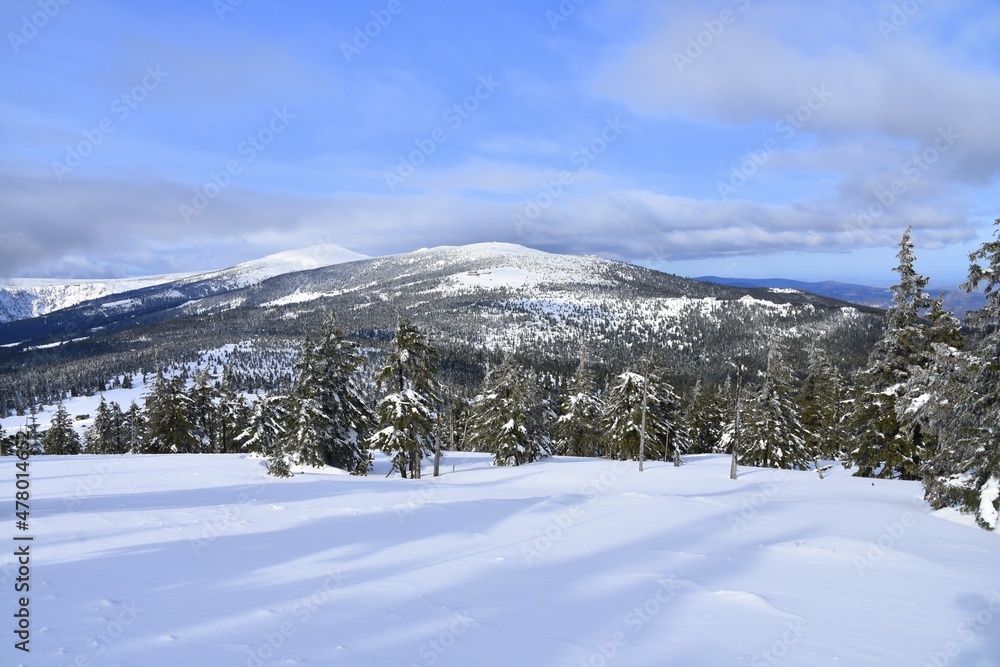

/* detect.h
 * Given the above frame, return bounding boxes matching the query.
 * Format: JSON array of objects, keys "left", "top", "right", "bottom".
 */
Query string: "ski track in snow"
[{"left": 1, "top": 453, "right": 998, "bottom": 666}]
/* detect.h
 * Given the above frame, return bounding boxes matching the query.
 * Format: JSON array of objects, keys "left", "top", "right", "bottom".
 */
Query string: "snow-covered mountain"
[
  {"left": 0, "top": 243, "right": 367, "bottom": 324},
  {"left": 173, "top": 243, "right": 368, "bottom": 291},
  {"left": 0, "top": 242, "right": 885, "bottom": 392},
  {"left": 0, "top": 274, "right": 191, "bottom": 324}
]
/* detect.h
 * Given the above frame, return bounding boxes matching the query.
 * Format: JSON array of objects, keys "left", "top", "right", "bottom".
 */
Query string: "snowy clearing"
[{"left": 1, "top": 453, "right": 998, "bottom": 666}]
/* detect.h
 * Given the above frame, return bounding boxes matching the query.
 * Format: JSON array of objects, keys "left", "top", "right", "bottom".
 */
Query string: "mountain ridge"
[
  {"left": 0, "top": 242, "right": 885, "bottom": 390},
  {"left": 0, "top": 243, "right": 367, "bottom": 324}
]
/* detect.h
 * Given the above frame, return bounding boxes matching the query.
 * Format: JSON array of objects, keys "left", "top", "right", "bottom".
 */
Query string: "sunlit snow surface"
[{"left": 1, "top": 453, "right": 998, "bottom": 666}]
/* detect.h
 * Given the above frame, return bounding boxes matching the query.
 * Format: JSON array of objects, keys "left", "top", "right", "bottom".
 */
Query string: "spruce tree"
[
  {"left": 216, "top": 365, "right": 247, "bottom": 454},
  {"left": 740, "top": 347, "right": 810, "bottom": 469},
  {"left": 468, "top": 358, "right": 549, "bottom": 466},
  {"left": 602, "top": 370, "right": 664, "bottom": 461},
  {"left": 123, "top": 401, "right": 146, "bottom": 453},
  {"left": 188, "top": 369, "right": 219, "bottom": 453},
  {"left": 43, "top": 401, "right": 81, "bottom": 455},
  {"left": 647, "top": 366, "right": 688, "bottom": 462},
  {"left": 143, "top": 370, "right": 197, "bottom": 453},
  {"left": 684, "top": 380, "right": 726, "bottom": 454},
  {"left": 242, "top": 395, "right": 287, "bottom": 456},
  {"left": 523, "top": 369, "right": 556, "bottom": 463},
  {"left": 284, "top": 313, "right": 373, "bottom": 474},
  {"left": 847, "top": 227, "right": 931, "bottom": 479},
  {"left": 900, "top": 295, "right": 965, "bottom": 486},
  {"left": 0, "top": 423, "right": 10, "bottom": 457},
  {"left": 554, "top": 361, "right": 605, "bottom": 457},
  {"left": 925, "top": 217, "right": 1000, "bottom": 529},
  {"left": 86, "top": 396, "right": 121, "bottom": 454},
  {"left": 798, "top": 346, "right": 844, "bottom": 459},
  {"left": 25, "top": 406, "right": 44, "bottom": 456},
  {"left": 368, "top": 314, "right": 440, "bottom": 478}
]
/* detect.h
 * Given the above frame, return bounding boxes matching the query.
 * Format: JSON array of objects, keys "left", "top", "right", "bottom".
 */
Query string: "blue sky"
[{"left": 1, "top": 0, "right": 998, "bottom": 286}]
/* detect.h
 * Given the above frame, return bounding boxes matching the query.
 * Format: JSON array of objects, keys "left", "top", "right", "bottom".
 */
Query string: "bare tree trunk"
[
  {"left": 434, "top": 416, "right": 442, "bottom": 477},
  {"left": 730, "top": 365, "right": 743, "bottom": 481},
  {"left": 639, "top": 371, "right": 648, "bottom": 472}
]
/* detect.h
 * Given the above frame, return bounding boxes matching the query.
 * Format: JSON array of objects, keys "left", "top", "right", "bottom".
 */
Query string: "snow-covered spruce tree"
[
  {"left": 241, "top": 395, "right": 286, "bottom": 456},
  {"left": 602, "top": 370, "right": 664, "bottom": 462},
  {"left": 24, "top": 406, "right": 44, "bottom": 455},
  {"left": 43, "top": 401, "right": 81, "bottom": 455},
  {"left": 216, "top": 365, "right": 248, "bottom": 454},
  {"left": 240, "top": 395, "right": 291, "bottom": 477},
  {"left": 284, "top": 312, "right": 374, "bottom": 474},
  {"left": 898, "top": 294, "right": 966, "bottom": 486},
  {"left": 86, "top": 396, "right": 125, "bottom": 454},
  {"left": 847, "top": 227, "right": 932, "bottom": 479},
  {"left": 554, "top": 361, "right": 605, "bottom": 457},
  {"left": 797, "top": 346, "right": 845, "bottom": 460},
  {"left": 143, "top": 369, "right": 197, "bottom": 454},
  {"left": 684, "top": 380, "right": 725, "bottom": 454},
  {"left": 468, "top": 357, "right": 550, "bottom": 466},
  {"left": 0, "top": 423, "right": 10, "bottom": 456},
  {"left": 740, "top": 347, "right": 811, "bottom": 469},
  {"left": 524, "top": 369, "right": 557, "bottom": 462},
  {"left": 923, "top": 218, "right": 1000, "bottom": 529},
  {"left": 647, "top": 366, "right": 689, "bottom": 462},
  {"left": 123, "top": 401, "right": 146, "bottom": 453},
  {"left": 368, "top": 314, "right": 440, "bottom": 478},
  {"left": 283, "top": 382, "right": 330, "bottom": 469},
  {"left": 187, "top": 368, "right": 219, "bottom": 453}
]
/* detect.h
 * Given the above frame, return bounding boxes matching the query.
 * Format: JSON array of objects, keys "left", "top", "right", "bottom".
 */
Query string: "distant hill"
[{"left": 696, "top": 276, "right": 985, "bottom": 318}]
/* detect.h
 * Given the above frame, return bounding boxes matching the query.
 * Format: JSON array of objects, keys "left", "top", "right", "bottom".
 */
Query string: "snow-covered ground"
[{"left": 1, "top": 453, "right": 998, "bottom": 666}]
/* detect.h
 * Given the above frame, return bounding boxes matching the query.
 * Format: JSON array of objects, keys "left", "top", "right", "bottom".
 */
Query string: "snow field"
[{"left": 1, "top": 453, "right": 998, "bottom": 666}]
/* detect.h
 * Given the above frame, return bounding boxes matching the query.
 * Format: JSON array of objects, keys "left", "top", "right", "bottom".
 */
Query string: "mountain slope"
[
  {"left": 0, "top": 243, "right": 367, "bottom": 325},
  {"left": 0, "top": 243, "right": 885, "bottom": 407},
  {"left": 0, "top": 274, "right": 191, "bottom": 324}
]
